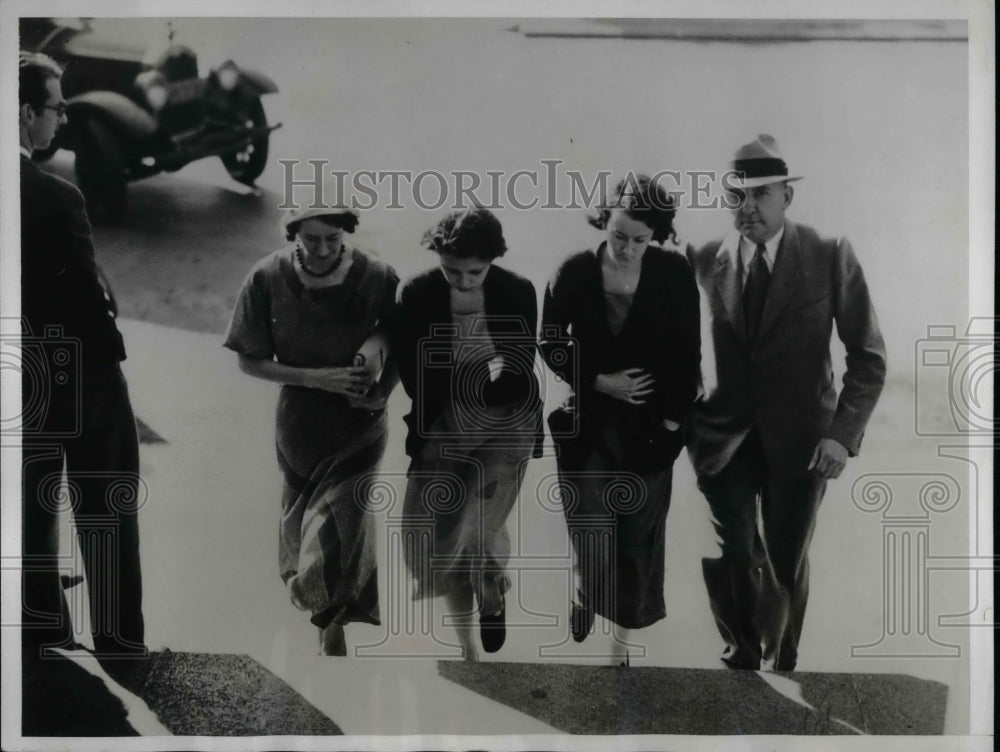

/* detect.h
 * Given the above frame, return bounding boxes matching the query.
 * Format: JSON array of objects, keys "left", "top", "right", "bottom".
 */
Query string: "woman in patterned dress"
[{"left": 225, "top": 206, "right": 399, "bottom": 655}]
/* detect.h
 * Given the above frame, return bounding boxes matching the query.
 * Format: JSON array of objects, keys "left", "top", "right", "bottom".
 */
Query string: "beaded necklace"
[{"left": 295, "top": 245, "right": 345, "bottom": 278}]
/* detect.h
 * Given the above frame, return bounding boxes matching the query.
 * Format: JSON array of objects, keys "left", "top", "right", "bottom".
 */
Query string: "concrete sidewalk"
[
  {"left": 87, "top": 317, "right": 972, "bottom": 736},
  {"left": 112, "top": 318, "right": 561, "bottom": 734}
]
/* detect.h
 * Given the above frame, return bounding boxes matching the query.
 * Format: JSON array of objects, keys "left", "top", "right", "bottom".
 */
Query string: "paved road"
[
  {"left": 35, "top": 18, "right": 977, "bottom": 737},
  {"left": 62, "top": 18, "right": 968, "bottom": 349}
]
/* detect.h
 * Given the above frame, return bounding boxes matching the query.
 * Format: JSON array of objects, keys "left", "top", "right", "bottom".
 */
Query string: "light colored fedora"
[{"left": 724, "top": 134, "right": 803, "bottom": 190}]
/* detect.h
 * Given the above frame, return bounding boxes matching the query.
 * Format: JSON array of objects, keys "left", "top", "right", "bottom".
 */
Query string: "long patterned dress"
[
  {"left": 401, "top": 311, "right": 535, "bottom": 613},
  {"left": 225, "top": 246, "right": 399, "bottom": 628},
  {"left": 394, "top": 265, "right": 543, "bottom": 615}
]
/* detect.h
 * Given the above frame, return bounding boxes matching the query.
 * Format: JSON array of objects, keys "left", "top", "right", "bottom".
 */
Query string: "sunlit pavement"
[
  {"left": 29, "top": 18, "right": 978, "bottom": 738},
  {"left": 39, "top": 317, "right": 972, "bottom": 735}
]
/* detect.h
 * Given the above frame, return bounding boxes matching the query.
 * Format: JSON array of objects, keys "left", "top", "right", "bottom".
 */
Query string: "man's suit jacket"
[
  {"left": 20, "top": 154, "right": 125, "bottom": 376},
  {"left": 686, "top": 222, "right": 886, "bottom": 479}
]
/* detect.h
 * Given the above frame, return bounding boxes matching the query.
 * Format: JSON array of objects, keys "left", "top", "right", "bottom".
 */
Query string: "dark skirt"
[
  {"left": 558, "top": 412, "right": 675, "bottom": 629},
  {"left": 276, "top": 386, "right": 387, "bottom": 628}
]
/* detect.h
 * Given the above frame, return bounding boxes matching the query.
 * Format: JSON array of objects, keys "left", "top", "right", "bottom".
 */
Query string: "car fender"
[
  {"left": 238, "top": 68, "right": 279, "bottom": 96},
  {"left": 67, "top": 91, "right": 158, "bottom": 141}
]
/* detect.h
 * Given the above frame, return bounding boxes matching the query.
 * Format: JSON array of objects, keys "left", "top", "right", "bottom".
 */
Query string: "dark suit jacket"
[
  {"left": 540, "top": 244, "right": 702, "bottom": 473},
  {"left": 686, "top": 222, "right": 886, "bottom": 479},
  {"left": 20, "top": 154, "right": 125, "bottom": 376},
  {"left": 395, "top": 263, "right": 543, "bottom": 459}
]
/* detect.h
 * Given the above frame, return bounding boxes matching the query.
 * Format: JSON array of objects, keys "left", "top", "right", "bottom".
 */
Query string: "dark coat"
[
  {"left": 540, "top": 244, "right": 702, "bottom": 473},
  {"left": 686, "top": 222, "right": 887, "bottom": 478},
  {"left": 395, "top": 263, "right": 544, "bottom": 459},
  {"left": 20, "top": 154, "right": 125, "bottom": 375}
]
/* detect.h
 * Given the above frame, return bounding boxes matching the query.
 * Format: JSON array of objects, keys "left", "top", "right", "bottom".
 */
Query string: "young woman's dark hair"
[
  {"left": 588, "top": 173, "right": 678, "bottom": 245},
  {"left": 284, "top": 211, "right": 359, "bottom": 242},
  {"left": 422, "top": 207, "right": 507, "bottom": 261}
]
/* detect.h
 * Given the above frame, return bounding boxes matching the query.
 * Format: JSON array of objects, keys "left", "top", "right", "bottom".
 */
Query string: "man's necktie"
[{"left": 744, "top": 243, "right": 770, "bottom": 344}]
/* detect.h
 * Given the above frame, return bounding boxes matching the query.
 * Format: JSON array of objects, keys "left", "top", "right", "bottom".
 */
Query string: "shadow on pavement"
[
  {"left": 22, "top": 650, "right": 343, "bottom": 737},
  {"left": 23, "top": 652, "right": 139, "bottom": 736},
  {"left": 437, "top": 661, "right": 948, "bottom": 735},
  {"left": 140, "top": 651, "right": 343, "bottom": 736}
]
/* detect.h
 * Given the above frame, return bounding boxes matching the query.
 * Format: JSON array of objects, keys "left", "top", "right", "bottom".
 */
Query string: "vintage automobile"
[{"left": 22, "top": 18, "right": 281, "bottom": 223}]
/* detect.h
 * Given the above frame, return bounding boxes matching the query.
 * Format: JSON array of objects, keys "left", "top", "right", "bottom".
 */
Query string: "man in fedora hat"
[{"left": 686, "top": 134, "right": 886, "bottom": 671}]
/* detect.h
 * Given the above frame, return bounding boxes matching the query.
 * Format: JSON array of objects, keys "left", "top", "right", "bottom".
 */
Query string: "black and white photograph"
[{"left": 1, "top": 1, "right": 994, "bottom": 750}]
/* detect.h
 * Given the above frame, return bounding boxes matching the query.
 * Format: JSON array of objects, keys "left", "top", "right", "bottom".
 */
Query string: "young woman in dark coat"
[
  {"left": 540, "top": 174, "right": 701, "bottom": 664},
  {"left": 395, "top": 207, "right": 543, "bottom": 660}
]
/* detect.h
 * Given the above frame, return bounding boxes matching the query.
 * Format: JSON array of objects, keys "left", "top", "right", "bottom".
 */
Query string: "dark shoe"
[
  {"left": 763, "top": 639, "right": 796, "bottom": 672},
  {"left": 480, "top": 595, "right": 506, "bottom": 654},
  {"left": 720, "top": 645, "right": 761, "bottom": 671},
  {"left": 318, "top": 621, "right": 348, "bottom": 656},
  {"left": 570, "top": 593, "right": 594, "bottom": 643},
  {"left": 772, "top": 656, "right": 796, "bottom": 672}
]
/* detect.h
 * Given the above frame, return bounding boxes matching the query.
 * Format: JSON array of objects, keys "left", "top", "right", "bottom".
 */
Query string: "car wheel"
[
  {"left": 74, "top": 118, "right": 128, "bottom": 225},
  {"left": 220, "top": 99, "right": 269, "bottom": 186}
]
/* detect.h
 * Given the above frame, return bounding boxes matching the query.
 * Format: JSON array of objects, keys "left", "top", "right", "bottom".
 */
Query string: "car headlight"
[
  {"left": 217, "top": 61, "right": 239, "bottom": 91},
  {"left": 135, "top": 70, "right": 169, "bottom": 111},
  {"left": 146, "top": 84, "right": 169, "bottom": 111}
]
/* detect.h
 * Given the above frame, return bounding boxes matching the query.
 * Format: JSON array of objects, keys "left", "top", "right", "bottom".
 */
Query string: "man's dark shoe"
[
  {"left": 479, "top": 596, "right": 506, "bottom": 654},
  {"left": 720, "top": 645, "right": 761, "bottom": 671}
]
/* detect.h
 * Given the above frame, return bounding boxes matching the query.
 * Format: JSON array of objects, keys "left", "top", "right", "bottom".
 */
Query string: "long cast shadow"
[
  {"left": 22, "top": 650, "right": 343, "bottom": 737},
  {"left": 437, "top": 661, "right": 948, "bottom": 735}
]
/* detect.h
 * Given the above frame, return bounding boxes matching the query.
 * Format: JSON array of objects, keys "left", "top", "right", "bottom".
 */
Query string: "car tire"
[
  {"left": 220, "top": 99, "right": 269, "bottom": 186},
  {"left": 74, "top": 118, "right": 128, "bottom": 225}
]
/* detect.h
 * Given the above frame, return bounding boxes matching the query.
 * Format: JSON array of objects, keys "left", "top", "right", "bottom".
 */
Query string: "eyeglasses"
[{"left": 41, "top": 102, "right": 68, "bottom": 117}]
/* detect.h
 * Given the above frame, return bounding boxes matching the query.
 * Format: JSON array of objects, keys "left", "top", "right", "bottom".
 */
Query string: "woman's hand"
[
  {"left": 303, "top": 366, "right": 373, "bottom": 396},
  {"left": 594, "top": 368, "right": 655, "bottom": 404},
  {"left": 347, "top": 382, "right": 389, "bottom": 411}
]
